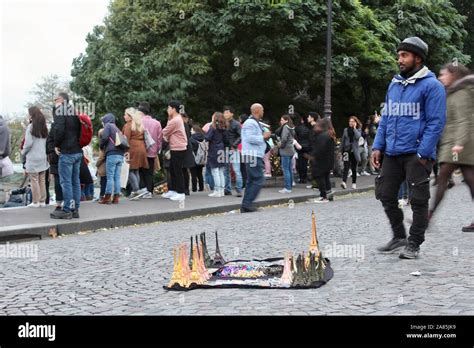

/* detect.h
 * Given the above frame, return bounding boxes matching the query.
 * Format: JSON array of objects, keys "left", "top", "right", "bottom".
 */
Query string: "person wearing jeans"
[
  {"left": 205, "top": 112, "right": 228, "bottom": 197},
  {"left": 223, "top": 106, "right": 243, "bottom": 196},
  {"left": 240, "top": 103, "right": 270, "bottom": 213},
  {"left": 50, "top": 92, "right": 83, "bottom": 219},
  {"left": 276, "top": 115, "right": 296, "bottom": 193},
  {"left": 99, "top": 113, "right": 125, "bottom": 204},
  {"left": 340, "top": 116, "right": 362, "bottom": 189}
]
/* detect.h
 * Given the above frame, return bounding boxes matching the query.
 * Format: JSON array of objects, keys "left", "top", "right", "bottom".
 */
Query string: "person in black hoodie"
[
  {"left": 190, "top": 124, "right": 205, "bottom": 192},
  {"left": 295, "top": 114, "right": 311, "bottom": 183},
  {"left": 308, "top": 118, "right": 335, "bottom": 203},
  {"left": 50, "top": 93, "right": 83, "bottom": 219}
]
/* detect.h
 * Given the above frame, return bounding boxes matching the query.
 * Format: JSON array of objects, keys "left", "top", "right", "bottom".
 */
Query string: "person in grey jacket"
[
  {"left": 276, "top": 115, "right": 296, "bottom": 193},
  {"left": 0, "top": 115, "right": 11, "bottom": 160},
  {"left": 340, "top": 116, "right": 361, "bottom": 189},
  {"left": 21, "top": 107, "right": 49, "bottom": 207}
]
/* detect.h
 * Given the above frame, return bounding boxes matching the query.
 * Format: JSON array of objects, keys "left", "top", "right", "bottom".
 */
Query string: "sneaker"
[
  {"left": 137, "top": 188, "right": 148, "bottom": 195},
  {"left": 162, "top": 190, "right": 177, "bottom": 199},
  {"left": 264, "top": 174, "right": 272, "bottom": 178},
  {"left": 462, "top": 223, "right": 474, "bottom": 232},
  {"left": 341, "top": 182, "right": 347, "bottom": 189},
  {"left": 141, "top": 192, "right": 153, "bottom": 199},
  {"left": 27, "top": 202, "right": 40, "bottom": 208},
  {"left": 352, "top": 183, "right": 357, "bottom": 189},
  {"left": 399, "top": 242, "right": 420, "bottom": 259},
  {"left": 292, "top": 181, "right": 296, "bottom": 187},
  {"left": 278, "top": 189, "right": 292, "bottom": 194},
  {"left": 208, "top": 191, "right": 219, "bottom": 197},
  {"left": 398, "top": 198, "right": 409, "bottom": 207},
  {"left": 224, "top": 191, "right": 232, "bottom": 196},
  {"left": 39, "top": 202, "right": 47, "bottom": 208},
  {"left": 314, "top": 197, "right": 329, "bottom": 203},
  {"left": 72, "top": 210, "right": 80, "bottom": 219},
  {"left": 129, "top": 191, "right": 140, "bottom": 200},
  {"left": 170, "top": 193, "right": 185, "bottom": 201},
  {"left": 130, "top": 190, "right": 149, "bottom": 200},
  {"left": 306, "top": 185, "right": 314, "bottom": 189},
  {"left": 50, "top": 210, "right": 73, "bottom": 219},
  {"left": 361, "top": 171, "right": 371, "bottom": 176},
  {"left": 236, "top": 191, "right": 243, "bottom": 198},
  {"left": 356, "top": 172, "right": 360, "bottom": 177},
  {"left": 377, "top": 238, "right": 407, "bottom": 253}
]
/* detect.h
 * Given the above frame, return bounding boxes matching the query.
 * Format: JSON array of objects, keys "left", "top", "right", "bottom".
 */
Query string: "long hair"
[
  {"left": 28, "top": 106, "right": 48, "bottom": 139},
  {"left": 326, "top": 118, "right": 337, "bottom": 142},
  {"left": 281, "top": 114, "right": 294, "bottom": 128},
  {"left": 441, "top": 62, "right": 471, "bottom": 81},
  {"left": 192, "top": 124, "right": 203, "bottom": 134},
  {"left": 212, "top": 112, "right": 227, "bottom": 130},
  {"left": 125, "top": 107, "right": 144, "bottom": 133},
  {"left": 349, "top": 115, "right": 362, "bottom": 129}
]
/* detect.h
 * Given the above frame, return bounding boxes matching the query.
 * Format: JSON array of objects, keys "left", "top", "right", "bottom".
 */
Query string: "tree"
[
  {"left": 71, "top": 0, "right": 470, "bottom": 133},
  {"left": 27, "top": 74, "right": 72, "bottom": 121}
]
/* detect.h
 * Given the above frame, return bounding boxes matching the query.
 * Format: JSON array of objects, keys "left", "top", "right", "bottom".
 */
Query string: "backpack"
[
  {"left": 79, "top": 114, "right": 93, "bottom": 147},
  {"left": 194, "top": 140, "right": 208, "bottom": 166}
]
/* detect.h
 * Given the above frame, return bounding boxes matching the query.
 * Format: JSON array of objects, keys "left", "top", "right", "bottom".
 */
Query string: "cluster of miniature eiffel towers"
[
  {"left": 168, "top": 231, "right": 226, "bottom": 288},
  {"left": 280, "top": 211, "right": 327, "bottom": 287}
]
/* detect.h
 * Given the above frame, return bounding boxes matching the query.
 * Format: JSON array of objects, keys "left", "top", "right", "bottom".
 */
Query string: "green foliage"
[{"left": 71, "top": 0, "right": 470, "bottom": 133}]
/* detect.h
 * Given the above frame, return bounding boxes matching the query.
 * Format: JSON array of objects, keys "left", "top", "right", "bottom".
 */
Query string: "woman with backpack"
[
  {"left": 276, "top": 115, "right": 296, "bottom": 193},
  {"left": 205, "top": 112, "right": 228, "bottom": 197},
  {"left": 99, "top": 113, "right": 125, "bottom": 204},
  {"left": 340, "top": 116, "right": 362, "bottom": 189},
  {"left": 122, "top": 107, "right": 149, "bottom": 200},
  {"left": 21, "top": 107, "right": 49, "bottom": 207},
  {"left": 190, "top": 124, "right": 206, "bottom": 192}
]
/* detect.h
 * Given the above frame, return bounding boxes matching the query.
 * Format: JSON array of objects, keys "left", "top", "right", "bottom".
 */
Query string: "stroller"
[{"left": 2, "top": 176, "right": 32, "bottom": 208}]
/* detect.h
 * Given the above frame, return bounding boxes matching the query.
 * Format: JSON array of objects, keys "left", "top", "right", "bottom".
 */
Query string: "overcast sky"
[{"left": 0, "top": 0, "right": 109, "bottom": 118}]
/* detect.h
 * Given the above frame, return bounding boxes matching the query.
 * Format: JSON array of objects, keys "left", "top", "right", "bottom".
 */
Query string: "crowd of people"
[{"left": 0, "top": 37, "right": 472, "bottom": 259}]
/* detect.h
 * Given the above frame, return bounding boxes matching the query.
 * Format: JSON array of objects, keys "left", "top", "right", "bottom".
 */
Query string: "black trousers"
[
  {"left": 342, "top": 152, "right": 358, "bottom": 184},
  {"left": 375, "top": 154, "right": 432, "bottom": 246},
  {"left": 140, "top": 157, "right": 155, "bottom": 193},
  {"left": 182, "top": 168, "right": 190, "bottom": 195},
  {"left": 170, "top": 150, "right": 186, "bottom": 194},
  {"left": 315, "top": 170, "right": 331, "bottom": 199},
  {"left": 190, "top": 165, "right": 204, "bottom": 191},
  {"left": 99, "top": 176, "right": 107, "bottom": 197},
  {"left": 296, "top": 148, "right": 309, "bottom": 182},
  {"left": 53, "top": 173, "right": 63, "bottom": 203}
]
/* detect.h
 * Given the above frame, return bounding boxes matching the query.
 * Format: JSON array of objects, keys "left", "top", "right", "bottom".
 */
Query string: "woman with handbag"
[
  {"left": 122, "top": 108, "right": 149, "bottom": 200},
  {"left": 340, "top": 116, "right": 362, "bottom": 189},
  {"left": 99, "top": 113, "right": 125, "bottom": 204}
]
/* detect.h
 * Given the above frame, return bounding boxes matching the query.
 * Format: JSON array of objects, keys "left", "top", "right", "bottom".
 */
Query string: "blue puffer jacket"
[{"left": 373, "top": 67, "right": 446, "bottom": 160}]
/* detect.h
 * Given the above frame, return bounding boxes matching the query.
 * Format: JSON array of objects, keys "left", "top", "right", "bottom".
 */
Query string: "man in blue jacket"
[{"left": 371, "top": 37, "right": 446, "bottom": 259}]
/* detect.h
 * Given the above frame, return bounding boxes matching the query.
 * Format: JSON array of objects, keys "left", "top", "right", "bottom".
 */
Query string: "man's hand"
[
  {"left": 54, "top": 147, "right": 61, "bottom": 156},
  {"left": 452, "top": 145, "right": 464, "bottom": 154},
  {"left": 263, "top": 131, "right": 271, "bottom": 140},
  {"left": 418, "top": 157, "right": 428, "bottom": 167},
  {"left": 371, "top": 149, "right": 382, "bottom": 169}
]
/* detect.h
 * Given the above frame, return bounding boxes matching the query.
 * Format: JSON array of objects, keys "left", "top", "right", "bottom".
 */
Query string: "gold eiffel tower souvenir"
[{"left": 309, "top": 211, "right": 320, "bottom": 256}]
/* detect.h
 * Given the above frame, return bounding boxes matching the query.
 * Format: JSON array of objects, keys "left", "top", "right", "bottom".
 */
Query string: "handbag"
[
  {"left": 144, "top": 129, "right": 156, "bottom": 149},
  {"left": 0, "top": 156, "right": 14, "bottom": 177},
  {"left": 164, "top": 149, "right": 171, "bottom": 160},
  {"left": 114, "top": 131, "right": 130, "bottom": 150},
  {"left": 120, "top": 158, "right": 130, "bottom": 189}
]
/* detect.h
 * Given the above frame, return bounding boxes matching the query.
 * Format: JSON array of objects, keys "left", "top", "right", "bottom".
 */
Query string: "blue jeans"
[
  {"left": 398, "top": 180, "right": 409, "bottom": 200},
  {"left": 242, "top": 156, "right": 264, "bottom": 209},
  {"left": 224, "top": 150, "right": 243, "bottom": 193},
  {"left": 82, "top": 183, "right": 94, "bottom": 199},
  {"left": 205, "top": 164, "right": 214, "bottom": 190},
  {"left": 59, "top": 153, "right": 82, "bottom": 212},
  {"left": 281, "top": 155, "right": 293, "bottom": 190},
  {"left": 106, "top": 155, "right": 123, "bottom": 196}
]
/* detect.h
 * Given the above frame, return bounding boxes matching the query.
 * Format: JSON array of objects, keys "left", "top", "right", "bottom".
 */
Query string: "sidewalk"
[{"left": 0, "top": 175, "right": 376, "bottom": 240}]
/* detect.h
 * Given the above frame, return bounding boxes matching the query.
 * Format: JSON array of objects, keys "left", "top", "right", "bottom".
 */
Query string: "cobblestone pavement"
[{"left": 0, "top": 183, "right": 473, "bottom": 315}]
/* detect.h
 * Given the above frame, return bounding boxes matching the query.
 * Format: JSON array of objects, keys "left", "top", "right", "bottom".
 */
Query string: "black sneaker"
[
  {"left": 377, "top": 238, "right": 407, "bottom": 253},
  {"left": 50, "top": 210, "right": 73, "bottom": 220},
  {"left": 72, "top": 210, "right": 80, "bottom": 219},
  {"left": 462, "top": 223, "right": 474, "bottom": 232},
  {"left": 399, "top": 242, "right": 420, "bottom": 259},
  {"left": 236, "top": 191, "right": 243, "bottom": 198},
  {"left": 240, "top": 206, "right": 258, "bottom": 213},
  {"left": 224, "top": 191, "right": 232, "bottom": 196}
]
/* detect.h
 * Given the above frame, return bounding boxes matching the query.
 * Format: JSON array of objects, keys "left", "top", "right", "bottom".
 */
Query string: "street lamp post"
[{"left": 324, "top": 0, "right": 332, "bottom": 119}]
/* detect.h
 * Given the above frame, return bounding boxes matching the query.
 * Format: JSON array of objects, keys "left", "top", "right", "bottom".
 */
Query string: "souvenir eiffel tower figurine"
[
  {"left": 212, "top": 231, "right": 226, "bottom": 267},
  {"left": 168, "top": 247, "right": 184, "bottom": 288},
  {"left": 180, "top": 244, "right": 191, "bottom": 287},
  {"left": 309, "top": 211, "right": 320, "bottom": 256},
  {"left": 200, "top": 232, "right": 212, "bottom": 268},
  {"left": 198, "top": 240, "right": 210, "bottom": 281},
  {"left": 291, "top": 253, "right": 305, "bottom": 286},
  {"left": 280, "top": 251, "right": 293, "bottom": 286},
  {"left": 189, "top": 236, "right": 194, "bottom": 269},
  {"left": 306, "top": 252, "right": 319, "bottom": 284},
  {"left": 189, "top": 245, "right": 204, "bottom": 286}
]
